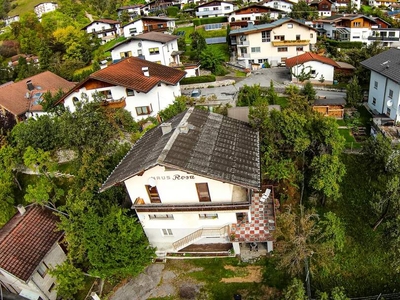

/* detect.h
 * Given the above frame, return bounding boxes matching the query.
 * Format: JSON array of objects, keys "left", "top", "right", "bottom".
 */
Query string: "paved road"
[{"left": 187, "top": 68, "right": 346, "bottom": 105}]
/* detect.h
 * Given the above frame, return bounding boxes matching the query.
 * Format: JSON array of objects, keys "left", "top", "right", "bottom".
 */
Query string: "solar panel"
[
  {"left": 205, "top": 37, "right": 226, "bottom": 44},
  {"left": 204, "top": 23, "right": 222, "bottom": 31}
]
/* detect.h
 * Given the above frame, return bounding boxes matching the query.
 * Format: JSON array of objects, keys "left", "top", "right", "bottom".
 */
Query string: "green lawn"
[
  {"left": 208, "top": 43, "right": 229, "bottom": 61},
  {"left": 339, "top": 128, "right": 362, "bottom": 149},
  {"left": 174, "top": 26, "right": 195, "bottom": 44},
  {"left": 9, "top": 0, "right": 57, "bottom": 16}
]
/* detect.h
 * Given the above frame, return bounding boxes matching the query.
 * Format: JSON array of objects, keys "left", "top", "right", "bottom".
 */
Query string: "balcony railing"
[
  {"left": 237, "top": 40, "right": 249, "bottom": 46},
  {"left": 196, "top": 9, "right": 223, "bottom": 16},
  {"left": 237, "top": 53, "right": 250, "bottom": 59},
  {"left": 272, "top": 39, "right": 310, "bottom": 46},
  {"left": 368, "top": 36, "right": 400, "bottom": 41},
  {"left": 101, "top": 97, "right": 126, "bottom": 109}
]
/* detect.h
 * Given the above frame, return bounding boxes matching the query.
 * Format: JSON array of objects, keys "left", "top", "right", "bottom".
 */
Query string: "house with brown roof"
[
  {"left": 309, "top": 0, "right": 333, "bottom": 17},
  {"left": 116, "top": 4, "right": 143, "bottom": 20},
  {"left": 228, "top": 5, "right": 285, "bottom": 28},
  {"left": 99, "top": 107, "right": 276, "bottom": 258},
  {"left": 82, "top": 19, "right": 121, "bottom": 44},
  {"left": 0, "top": 71, "right": 75, "bottom": 123},
  {"left": 59, "top": 57, "right": 186, "bottom": 120},
  {"left": 108, "top": 32, "right": 181, "bottom": 66},
  {"left": 0, "top": 205, "right": 66, "bottom": 300},
  {"left": 122, "top": 16, "right": 176, "bottom": 37},
  {"left": 285, "top": 52, "right": 344, "bottom": 84}
]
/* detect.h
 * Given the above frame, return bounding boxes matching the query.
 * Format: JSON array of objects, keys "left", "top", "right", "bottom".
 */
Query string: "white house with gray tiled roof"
[
  {"left": 100, "top": 108, "right": 276, "bottom": 258},
  {"left": 361, "top": 48, "right": 400, "bottom": 123}
]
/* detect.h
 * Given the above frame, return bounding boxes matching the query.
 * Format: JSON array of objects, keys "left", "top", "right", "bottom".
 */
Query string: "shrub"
[
  {"left": 193, "top": 17, "right": 227, "bottom": 26},
  {"left": 167, "top": 6, "right": 179, "bottom": 17},
  {"left": 180, "top": 75, "right": 216, "bottom": 85},
  {"left": 325, "top": 39, "right": 363, "bottom": 49}
]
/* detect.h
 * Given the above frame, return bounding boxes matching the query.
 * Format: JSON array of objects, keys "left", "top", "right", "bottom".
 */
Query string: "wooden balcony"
[
  {"left": 272, "top": 40, "right": 310, "bottom": 46},
  {"left": 101, "top": 97, "right": 126, "bottom": 109}
]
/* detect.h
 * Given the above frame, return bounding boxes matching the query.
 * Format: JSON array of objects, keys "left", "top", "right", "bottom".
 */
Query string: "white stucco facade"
[
  {"left": 0, "top": 243, "right": 66, "bottom": 300},
  {"left": 231, "top": 21, "right": 317, "bottom": 68},
  {"left": 367, "top": 71, "right": 400, "bottom": 122},
  {"left": 290, "top": 60, "right": 335, "bottom": 84},
  {"left": 111, "top": 39, "right": 179, "bottom": 66},
  {"left": 34, "top": 2, "right": 58, "bottom": 18},
  {"left": 123, "top": 20, "right": 145, "bottom": 37},
  {"left": 64, "top": 83, "right": 181, "bottom": 121},
  {"left": 263, "top": 0, "right": 293, "bottom": 13},
  {"left": 196, "top": 2, "right": 234, "bottom": 18},
  {"left": 126, "top": 165, "right": 250, "bottom": 252}
]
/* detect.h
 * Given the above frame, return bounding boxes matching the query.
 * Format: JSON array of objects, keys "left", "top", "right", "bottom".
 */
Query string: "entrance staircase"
[{"left": 172, "top": 225, "right": 230, "bottom": 251}]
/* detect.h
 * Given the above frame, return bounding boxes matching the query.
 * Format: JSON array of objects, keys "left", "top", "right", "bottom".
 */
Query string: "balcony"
[
  {"left": 237, "top": 53, "right": 250, "bottom": 59},
  {"left": 237, "top": 40, "right": 249, "bottom": 46},
  {"left": 196, "top": 9, "right": 223, "bottom": 16},
  {"left": 101, "top": 97, "right": 126, "bottom": 109},
  {"left": 272, "top": 39, "right": 310, "bottom": 46},
  {"left": 368, "top": 36, "right": 400, "bottom": 41}
]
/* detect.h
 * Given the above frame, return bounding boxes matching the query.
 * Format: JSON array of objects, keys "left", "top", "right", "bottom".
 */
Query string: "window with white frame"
[
  {"left": 37, "top": 262, "right": 48, "bottom": 278},
  {"left": 162, "top": 228, "right": 173, "bottom": 236},
  {"left": 277, "top": 47, "right": 288, "bottom": 52},
  {"left": 372, "top": 97, "right": 376, "bottom": 105},
  {"left": 310, "top": 33, "right": 314, "bottom": 38},
  {"left": 296, "top": 46, "right": 303, "bottom": 51},
  {"left": 389, "top": 89, "right": 393, "bottom": 99},
  {"left": 251, "top": 47, "right": 261, "bottom": 53},
  {"left": 261, "top": 31, "right": 270, "bottom": 42},
  {"left": 120, "top": 51, "right": 132, "bottom": 58},
  {"left": 274, "top": 35, "right": 285, "bottom": 40},
  {"left": 101, "top": 90, "right": 112, "bottom": 99},
  {"left": 149, "top": 214, "right": 174, "bottom": 219},
  {"left": 224, "top": 5, "right": 230, "bottom": 9},
  {"left": 287, "top": 23, "right": 293, "bottom": 28},
  {"left": 199, "top": 213, "right": 218, "bottom": 219},
  {"left": 374, "top": 81, "right": 378, "bottom": 89},
  {"left": 129, "top": 28, "right": 137, "bottom": 35},
  {"left": 136, "top": 105, "right": 153, "bottom": 116},
  {"left": 387, "top": 107, "right": 391, "bottom": 115}
]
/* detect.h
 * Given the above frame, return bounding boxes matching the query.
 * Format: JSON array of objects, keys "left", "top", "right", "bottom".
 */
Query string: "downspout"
[{"left": 30, "top": 278, "right": 50, "bottom": 300}]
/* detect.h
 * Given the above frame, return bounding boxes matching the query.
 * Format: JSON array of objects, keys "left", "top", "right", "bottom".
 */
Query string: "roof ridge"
[{"left": 157, "top": 107, "right": 194, "bottom": 164}]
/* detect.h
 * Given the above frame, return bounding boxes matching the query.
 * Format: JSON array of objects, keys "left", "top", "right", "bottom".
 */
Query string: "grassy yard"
[
  {"left": 9, "top": 0, "right": 56, "bottom": 16},
  {"left": 174, "top": 26, "right": 195, "bottom": 44},
  {"left": 339, "top": 128, "right": 362, "bottom": 149}
]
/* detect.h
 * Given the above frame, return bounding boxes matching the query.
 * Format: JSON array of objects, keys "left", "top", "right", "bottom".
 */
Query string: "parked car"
[{"left": 190, "top": 89, "right": 201, "bottom": 99}]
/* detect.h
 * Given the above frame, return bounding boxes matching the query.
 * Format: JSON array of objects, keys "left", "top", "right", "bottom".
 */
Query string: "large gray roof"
[
  {"left": 360, "top": 48, "right": 400, "bottom": 84},
  {"left": 100, "top": 108, "right": 260, "bottom": 192}
]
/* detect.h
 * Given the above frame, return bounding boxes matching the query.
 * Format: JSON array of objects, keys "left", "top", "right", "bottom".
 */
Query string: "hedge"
[
  {"left": 193, "top": 16, "right": 228, "bottom": 26},
  {"left": 325, "top": 39, "right": 363, "bottom": 49},
  {"left": 180, "top": 75, "right": 216, "bottom": 85}
]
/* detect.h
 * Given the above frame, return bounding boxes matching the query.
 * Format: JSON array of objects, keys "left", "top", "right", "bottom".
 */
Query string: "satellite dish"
[{"left": 387, "top": 99, "right": 393, "bottom": 108}]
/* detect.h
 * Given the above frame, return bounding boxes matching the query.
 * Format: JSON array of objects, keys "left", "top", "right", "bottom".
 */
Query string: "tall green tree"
[
  {"left": 189, "top": 31, "right": 207, "bottom": 60},
  {"left": 289, "top": 1, "right": 318, "bottom": 20},
  {"left": 282, "top": 278, "right": 307, "bottom": 300},
  {"left": 345, "top": 76, "right": 362, "bottom": 107},
  {"left": 302, "top": 81, "right": 317, "bottom": 102},
  {"left": 199, "top": 47, "right": 225, "bottom": 75}
]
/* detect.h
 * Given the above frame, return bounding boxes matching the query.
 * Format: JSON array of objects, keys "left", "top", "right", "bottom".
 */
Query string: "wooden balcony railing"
[
  {"left": 272, "top": 40, "right": 310, "bottom": 46},
  {"left": 101, "top": 97, "right": 126, "bottom": 109}
]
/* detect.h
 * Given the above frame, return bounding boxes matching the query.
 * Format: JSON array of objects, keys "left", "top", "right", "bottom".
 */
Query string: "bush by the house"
[
  {"left": 325, "top": 39, "right": 363, "bottom": 49},
  {"left": 181, "top": 75, "right": 216, "bottom": 85},
  {"left": 193, "top": 17, "right": 228, "bottom": 26}
]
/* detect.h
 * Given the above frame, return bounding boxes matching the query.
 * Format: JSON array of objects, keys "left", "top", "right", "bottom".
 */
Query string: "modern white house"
[
  {"left": 34, "top": 2, "right": 58, "bottom": 19},
  {"left": 122, "top": 16, "right": 176, "bottom": 37},
  {"left": 195, "top": 1, "right": 234, "bottom": 18},
  {"left": 229, "top": 18, "right": 317, "bottom": 68},
  {"left": 228, "top": 4, "right": 285, "bottom": 26},
  {"left": 108, "top": 31, "right": 180, "bottom": 66},
  {"left": 100, "top": 107, "right": 276, "bottom": 257},
  {"left": 367, "top": 27, "right": 400, "bottom": 47},
  {"left": 116, "top": 5, "right": 144, "bottom": 20},
  {"left": 0, "top": 205, "right": 66, "bottom": 300},
  {"left": 361, "top": 48, "right": 400, "bottom": 123},
  {"left": 263, "top": 0, "right": 294, "bottom": 13},
  {"left": 58, "top": 57, "right": 186, "bottom": 120},
  {"left": 368, "top": 0, "right": 397, "bottom": 7},
  {"left": 285, "top": 52, "right": 341, "bottom": 84},
  {"left": 4, "top": 15, "right": 19, "bottom": 26},
  {"left": 82, "top": 19, "right": 121, "bottom": 44}
]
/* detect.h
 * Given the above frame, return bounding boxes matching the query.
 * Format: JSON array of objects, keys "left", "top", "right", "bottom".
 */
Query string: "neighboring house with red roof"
[
  {"left": 285, "top": 52, "right": 349, "bottom": 84},
  {"left": 0, "top": 71, "right": 75, "bottom": 122},
  {"left": 0, "top": 205, "right": 66, "bottom": 300},
  {"left": 228, "top": 5, "right": 285, "bottom": 28},
  {"left": 82, "top": 19, "right": 121, "bottom": 44},
  {"left": 108, "top": 32, "right": 181, "bottom": 66},
  {"left": 58, "top": 57, "right": 186, "bottom": 120},
  {"left": 122, "top": 16, "right": 177, "bottom": 37},
  {"left": 196, "top": 1, "right": 234, "bottom": 18}
]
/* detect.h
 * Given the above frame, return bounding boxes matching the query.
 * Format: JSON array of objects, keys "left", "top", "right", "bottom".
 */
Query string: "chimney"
[
  {"left": 160, "top": 123, "right": 172, "bottom": 135},
  {"left": 179, "top": 121, "right": 189, "bottom": 134},
  {"left": 17, "top": 204, "right": 26, "bottom": 215},
  {"left": 142, "top": 66, "right": 149, "bottom": 77},
  {"left": 26, "top": 80, "right": 34, "bottom": 91}
]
